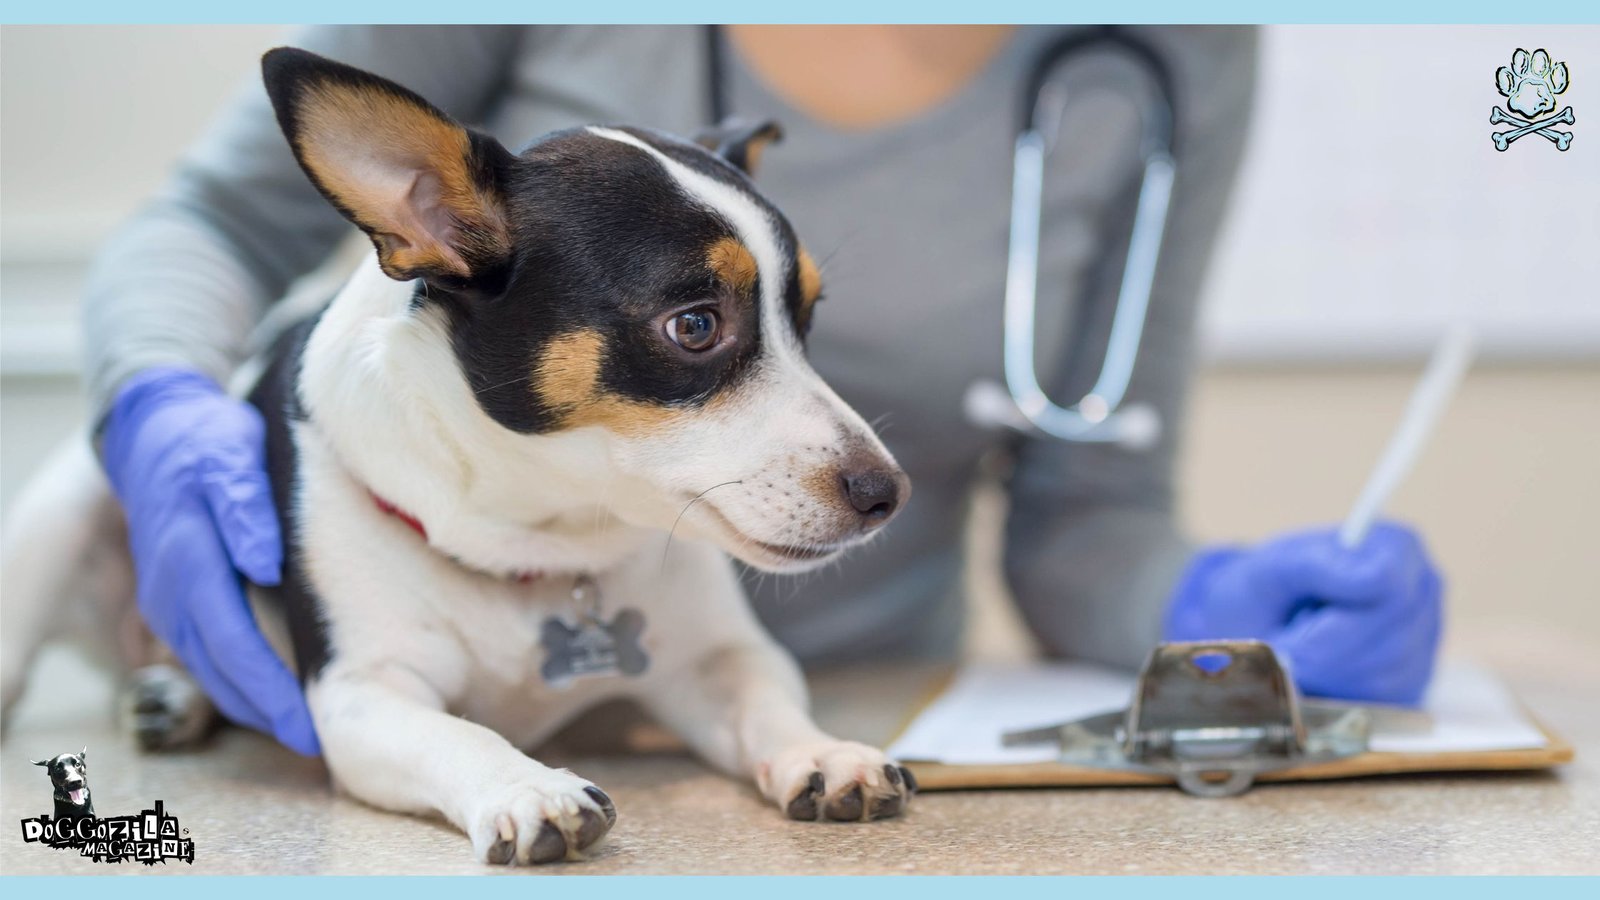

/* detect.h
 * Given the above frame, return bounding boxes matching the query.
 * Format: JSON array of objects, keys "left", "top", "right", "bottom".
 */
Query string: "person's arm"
[
  {"left": 1003, "top": 27, "right": 1258, "bottom": 670},
  {"left": 84, "top": 24, "right": 524, "bottom": 414},
  {"left": 85, "top": 26, "right": 523, "bottom": 753}
]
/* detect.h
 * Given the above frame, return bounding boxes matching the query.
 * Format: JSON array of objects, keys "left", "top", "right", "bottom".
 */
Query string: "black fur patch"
[
  {"left": 249, "top": 314, "right": 335, "bottom": 682},
  {"left": 434, "top": 126, "right": 811, "bottom": 434}
]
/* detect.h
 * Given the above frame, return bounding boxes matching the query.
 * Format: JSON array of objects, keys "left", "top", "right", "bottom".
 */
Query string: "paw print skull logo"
[{"left": 1492, "top": 48, "right": 1574, "bottom": 151}]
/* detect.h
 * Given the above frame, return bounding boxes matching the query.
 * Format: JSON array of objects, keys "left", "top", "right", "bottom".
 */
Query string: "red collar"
[
  {"left": 370, "top": 491, "right": 541, "bottom": 584},
  {"left": 371, "top": 492, "right": 428, "bottom": 540}
]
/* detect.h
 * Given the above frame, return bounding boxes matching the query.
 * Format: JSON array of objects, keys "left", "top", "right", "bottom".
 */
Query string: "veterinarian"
[{"left": 82, "top": 25, "right": 1442, "bottom": 756}]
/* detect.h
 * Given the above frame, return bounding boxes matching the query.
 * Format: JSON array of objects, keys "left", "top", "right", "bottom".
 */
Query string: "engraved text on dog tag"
[{"left": 539, "top": 577, "right": 648, "bottom": 687}]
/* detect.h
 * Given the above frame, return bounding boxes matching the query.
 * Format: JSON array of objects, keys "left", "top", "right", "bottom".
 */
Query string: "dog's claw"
[
  {"left": 824, "top": 784, "right": 864, "bottom": 822},
  {"left": 132, "top": 691, "right": 167, "bottom": 714},
  {"left": 785, "top": 771, "right": 824, "bottom": 820},
  {"left": 529, "top": 821, "right": 567, "bottom": 864},
  {"left": 470, "top": 772, "right": 612, "bottom": 865},
  {"left": 486, "top": 837, "right": 516, "bottom": 865},
  {"left": 898, "top": 766, "right": 918, "bottom": 793},
  {"left": 485, "top": 814, "right": 517, "bottom": 865},
  {"left": 123, "top": 664, "right": 214, "bottom": 753},
  {"left": 869, "top": 792, "right": 905, "bottom": 820},
  {"left": 583, "top": 785, "right": 616, "bottom": 826},
  {"left": 134, "top": 728, "right": 167, "bottom": 753},
  {"left": 767, "top": 744, "right": 913, "bottom": 824}
]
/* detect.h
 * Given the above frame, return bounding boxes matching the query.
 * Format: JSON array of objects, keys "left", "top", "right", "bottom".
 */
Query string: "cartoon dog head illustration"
[{"left": 32, "top": 748, "right": 94, "bottom": 818}]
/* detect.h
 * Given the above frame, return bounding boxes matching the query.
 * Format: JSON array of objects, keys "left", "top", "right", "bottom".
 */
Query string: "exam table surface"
[{"left": 2, "top": 621, "right": 1595, "bottom": 875}]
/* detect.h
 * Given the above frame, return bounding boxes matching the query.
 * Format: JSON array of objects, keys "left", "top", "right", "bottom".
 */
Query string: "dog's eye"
[{"left": 667, "top": 309, "right": 721, "bottom": 352}]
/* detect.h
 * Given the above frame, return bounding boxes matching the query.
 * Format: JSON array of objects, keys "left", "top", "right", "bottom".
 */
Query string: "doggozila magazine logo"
[{"left": 18, "top": 748, "right": 196, "bottom": 865}]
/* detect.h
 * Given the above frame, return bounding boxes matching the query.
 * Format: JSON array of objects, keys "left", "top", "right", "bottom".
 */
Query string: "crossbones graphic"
[
  {"left": 1491, "top": 106, "right": 1574, "bottom": 151},
  {"left": 1492, "top": 48, "right": 1574, "bottom": 151}
]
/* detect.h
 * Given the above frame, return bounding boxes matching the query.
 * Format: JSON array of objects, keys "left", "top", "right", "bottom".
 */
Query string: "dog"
[
  {"left": 0, "top": 47, "right": 915, "bottom": 865},
  {"left": 32, "top": 749, "right": 95, "bottom": 820}
]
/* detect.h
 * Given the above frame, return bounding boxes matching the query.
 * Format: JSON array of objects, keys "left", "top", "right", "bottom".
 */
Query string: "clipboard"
[{"left": 889, "top": 642, "right": 1573, "bottom": 795}]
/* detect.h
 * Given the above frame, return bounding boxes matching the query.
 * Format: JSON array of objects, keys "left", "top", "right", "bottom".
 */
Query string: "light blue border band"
[
  {"left": 3, "top": 2, "right": 1600, "bottom": 25},
  {"left": 3, "top": 0, "right": 1595, "bottom": 893},
  {"left": 5, "top": 875, "right": 1599, "bottom": 893}
]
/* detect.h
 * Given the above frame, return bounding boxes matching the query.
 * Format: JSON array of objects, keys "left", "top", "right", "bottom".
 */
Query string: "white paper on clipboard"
[{"left": 887, "top": 660, "right": 1548, "bottom": 767}]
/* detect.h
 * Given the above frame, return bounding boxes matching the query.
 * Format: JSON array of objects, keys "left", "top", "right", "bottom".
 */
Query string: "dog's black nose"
[{"left": 840, "top": 460, "right": 910, "bottom": 528}]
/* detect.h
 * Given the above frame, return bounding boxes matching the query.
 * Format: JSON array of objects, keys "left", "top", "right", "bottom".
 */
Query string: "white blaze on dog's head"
[{"left": 262, "top": 48, "right": 908, "bottom": 573}]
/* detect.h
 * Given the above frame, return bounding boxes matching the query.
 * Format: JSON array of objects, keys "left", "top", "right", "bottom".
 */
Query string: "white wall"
[
  {"left": 1, "top": 26, "right": 289, "bottom": 259},
  {"left": 1, "top": 26, "right": 289, "bottom": 378},
  {"left": 1206, "top": 26, "right": 1600, "bottom": 361}
]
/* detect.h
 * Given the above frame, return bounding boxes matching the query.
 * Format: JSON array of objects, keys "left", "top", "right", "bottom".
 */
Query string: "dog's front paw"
[
  {"left": 464, "top": 768, "right": 616, "bottom": 865},
  {"left": 122, "top": 664, "right": 215, "bottom": 752},
  {"left": 758, "top": 741, "right": 916, "bottom": 823}
]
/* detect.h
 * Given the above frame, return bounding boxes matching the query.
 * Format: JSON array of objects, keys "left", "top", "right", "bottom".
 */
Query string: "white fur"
[{"left": 1, "top": 439, "right": 136, "bottom": 718}]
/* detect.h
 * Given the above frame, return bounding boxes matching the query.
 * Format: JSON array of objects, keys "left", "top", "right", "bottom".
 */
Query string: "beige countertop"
[{"left": 3, "top": 621, "right": 1597, "bottom": 875}]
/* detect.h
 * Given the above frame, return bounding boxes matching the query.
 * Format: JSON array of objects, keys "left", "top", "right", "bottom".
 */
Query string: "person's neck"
[{"left": 725, "top": 25, "right": 1017, "bottom": 130}]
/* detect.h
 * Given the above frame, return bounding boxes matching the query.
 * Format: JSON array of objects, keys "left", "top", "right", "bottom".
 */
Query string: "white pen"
[{"left": 1339, "top": 324, "right": 1478, "bottom": 548}]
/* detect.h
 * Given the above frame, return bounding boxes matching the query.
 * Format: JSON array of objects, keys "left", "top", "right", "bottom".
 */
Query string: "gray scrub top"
[{"left": 82, "top": 25, "right": 1258, "bottom": 669}]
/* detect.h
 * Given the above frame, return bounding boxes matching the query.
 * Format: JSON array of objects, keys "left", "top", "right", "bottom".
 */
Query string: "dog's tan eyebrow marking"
[
  {"left": 535, "top": 330, "right": 726, "bottom": 437},
  {"left": 707, "top": 237, "right": 759, "bottom": 296},
  {"left": 534, "top": 330, "right": 604, "bottom": 412}
]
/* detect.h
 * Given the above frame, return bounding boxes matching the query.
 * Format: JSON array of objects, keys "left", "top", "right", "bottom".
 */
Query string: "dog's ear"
[
  {"left": 261, "top": 47, "right": 513, "bottom": 289},
  {"left": 80, "top": 747, "right": 87, "bottom": 764},
  {"left": 32, "top": 759, "right": 49, "bottom": 767},
  {"left": 694, "top": 118, "right": 783, "bottom": 177}
]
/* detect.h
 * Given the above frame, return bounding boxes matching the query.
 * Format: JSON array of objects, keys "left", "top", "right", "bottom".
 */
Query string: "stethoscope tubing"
[
  {"left": 703, "top": 26, "right": 1177, "bottom": 450},
  {"left": 983, "top": 26, "right": 1179, "bottom": 449}
]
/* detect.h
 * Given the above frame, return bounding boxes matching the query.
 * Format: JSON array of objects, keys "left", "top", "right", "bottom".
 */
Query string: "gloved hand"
[
  {"left": 1162, "top": 522, "right": 1443, "bottom": 706},
  {"left": 100, "top": 366, "right": 319, "bottom": 755}
]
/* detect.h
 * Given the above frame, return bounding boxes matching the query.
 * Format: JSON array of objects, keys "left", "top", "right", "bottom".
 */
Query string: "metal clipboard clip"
[{"left": 1002, "top": 640, "right": 1373, "bottom": 797}]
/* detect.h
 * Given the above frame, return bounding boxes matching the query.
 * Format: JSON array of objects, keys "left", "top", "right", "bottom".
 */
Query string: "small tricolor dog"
[{"left": 0, "top": 48, "right": 914, "bottom": 864}]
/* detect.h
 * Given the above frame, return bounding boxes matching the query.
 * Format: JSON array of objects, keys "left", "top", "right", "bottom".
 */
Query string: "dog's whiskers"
[
  {"left": 473, "top": 373, "right": 532, "bottom": 396},
  {"left": 660, "top": 480, "right": 744, "bottom": 574},
  {"left": 818, "top": 238, "right": 851, "bottom": 271},
  {"left": 593, "top": 471, "right": 617, "bottom": 542}
]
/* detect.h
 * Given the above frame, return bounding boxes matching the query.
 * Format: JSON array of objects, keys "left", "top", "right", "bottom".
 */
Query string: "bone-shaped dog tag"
[{"left": 539, "top": 577, "right": 648, "bottom": 687}]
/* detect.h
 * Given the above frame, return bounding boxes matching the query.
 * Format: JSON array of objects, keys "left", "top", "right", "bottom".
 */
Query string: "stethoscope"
[{"left": 705, "top": 26, "right": 1178, "bottom": 450}]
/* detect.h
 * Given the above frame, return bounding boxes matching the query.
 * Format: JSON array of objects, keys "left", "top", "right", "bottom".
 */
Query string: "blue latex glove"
[
  {"left": 1162, "top": 522, "right": 1444, "bottom": 706},
  {"left": 101, "top": 366, "right": 319, "bottom": 755}
]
